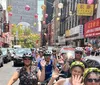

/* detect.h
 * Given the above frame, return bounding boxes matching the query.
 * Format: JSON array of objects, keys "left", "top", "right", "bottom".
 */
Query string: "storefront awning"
[{"left": 65, "top": 36, "right": 84, "bottom": 41}]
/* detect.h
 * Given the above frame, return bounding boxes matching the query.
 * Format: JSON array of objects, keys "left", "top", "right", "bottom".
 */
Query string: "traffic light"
[{"left": 3, "top": 23, "right": 9, "bottom": 32}]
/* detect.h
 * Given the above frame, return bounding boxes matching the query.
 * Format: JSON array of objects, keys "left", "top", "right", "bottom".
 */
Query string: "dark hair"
[{"left": 71, "top": 65, "right": 84, "bottom": 72}]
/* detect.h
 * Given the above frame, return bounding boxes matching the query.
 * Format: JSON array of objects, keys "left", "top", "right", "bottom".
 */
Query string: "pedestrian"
[
  {"left": 48, "top": 61, "right": 85, "bottom": 85},
  {"left": 7, "top": 53, "right": 46, "bottom": 85}
]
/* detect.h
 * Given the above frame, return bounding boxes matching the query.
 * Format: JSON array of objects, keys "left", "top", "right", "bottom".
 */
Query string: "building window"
[{"left": 75, "top": 15, "right": 77, "bottom": 26}]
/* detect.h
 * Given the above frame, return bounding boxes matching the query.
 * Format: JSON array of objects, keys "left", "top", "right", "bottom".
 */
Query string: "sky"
[
  {"left": 38, "top": 0, "right": 44, "bottom": 32},
  {"left": 0, "top": 0, "right": 44, "bottom": 32}
]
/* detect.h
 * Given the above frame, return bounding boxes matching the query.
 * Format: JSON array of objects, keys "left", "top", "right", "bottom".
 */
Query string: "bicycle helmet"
[
  {"left": 31, "top": 48, "right": 35, "bottom": 51},
  {"left": 83, "top": 68, "right": 100, "bottom": 80},
  {"left": 75, "top": 47, "right": 83, "bottom": 53},
  {"left": 70, "top": 61, "right": 85, "bottom": 71},
  {"left": 22, "top": 53, "right": 33, "bottom": 60},
  {"left": 52, "top": 48, "right": 56, "bottom": 52},
  {"left": 44, "top": 50, "right": 52, "bottom": 56}
]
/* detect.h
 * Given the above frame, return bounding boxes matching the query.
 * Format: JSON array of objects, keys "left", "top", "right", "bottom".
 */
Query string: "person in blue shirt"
[{"left": 38, "top": 50, "right": 56, "bottom": 82}]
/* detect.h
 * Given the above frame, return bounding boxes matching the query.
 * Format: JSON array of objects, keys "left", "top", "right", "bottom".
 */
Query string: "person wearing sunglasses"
[
  {"left": 69, "top": 47, "right": 86, "bottom": 67},
  {"left": 48, "top": 61, "right": 85, "bottom": 85},
  {"left": 74, "top": 47, "right": 84, "bottom": 61},
  {"left": 7, "top": 53, "right": 46, "bottom": 85},
  {"left": 83, "top": 68, "right": 100, "bottom": 85}
]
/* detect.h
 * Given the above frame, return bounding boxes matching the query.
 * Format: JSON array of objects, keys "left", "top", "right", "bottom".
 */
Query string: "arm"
[
  {"left": 37, "top": 67, "right": 45, "bottom": 82},
  {"left": 7, "top": 71, "right": 19, "bottom": 85},
  {"left": 37, "top": 60, "right": 46, "bottom": 82},
  {"left": 48, "top": 68, "right": 62, "bottom": 85},
  {"left": 48, "top": 77, "right": 55, "bottom": 85},
  {"left": 53, "top": 58, "right": 58, "bottom": 69}
]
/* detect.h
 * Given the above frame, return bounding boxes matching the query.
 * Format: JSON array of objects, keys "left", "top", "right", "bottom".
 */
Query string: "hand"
[
  {"left": 52, "top": 68, "right": 59, "bottom": 79},
  {"left": 72, "top": 75, "right": 84, "bottom": 85},
  {"left": 40, "top": 60, "right": 46, "bottom": 67}
]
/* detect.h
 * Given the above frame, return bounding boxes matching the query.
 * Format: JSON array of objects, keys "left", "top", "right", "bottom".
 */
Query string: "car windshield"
[
  {"left": 8, "top": 48, "right": 14, "bottom": 53},
  {"left": 1, "top": 48, "right": 7, "bottom": 55},
  {"left": 15, "top": 48, "right": 31, "bottom": 55}
]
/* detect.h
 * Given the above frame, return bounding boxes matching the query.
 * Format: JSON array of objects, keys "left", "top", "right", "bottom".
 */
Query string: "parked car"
[
  {"left": 13, "top": 48, "right": 32, "bottom": 66},
  {"left": 1, "top": 48, "right": 11, "bottom": 63},
  {"left": 7, "top": 48, "right": 15, "bottom": 60},
  {"left": 0, "top": 54, "right": 3, "bottom": 67},
  {"left": 83, "top": 56, "right": 100, "bottom": 69}
]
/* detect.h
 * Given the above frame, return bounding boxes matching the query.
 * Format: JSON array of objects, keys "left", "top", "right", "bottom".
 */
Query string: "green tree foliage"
[{"left": 11, "top": 24, "right": 40, "bottom": 48}]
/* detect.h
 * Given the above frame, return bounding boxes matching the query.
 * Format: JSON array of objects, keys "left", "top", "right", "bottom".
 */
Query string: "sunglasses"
[
  {"left": 23, "top": 58, "right": 31, "bottom": 60},
  {"left": 87, "top": 78, "right": 100, "bottom": 82},
  {"left": 75, "top": 51, "right": 82, "bottom": 54}
]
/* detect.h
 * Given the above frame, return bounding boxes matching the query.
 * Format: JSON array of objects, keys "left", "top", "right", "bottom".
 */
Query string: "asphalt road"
[{"left": 0, "top": 61, "right": 19, "bottom": 85}]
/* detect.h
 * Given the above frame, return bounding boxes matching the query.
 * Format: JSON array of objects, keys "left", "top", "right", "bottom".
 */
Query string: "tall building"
[
  {"left": 40, "top": 0, "right": 54, "bottom": 46},
  {"left": 7, "top": 0, "right": 38, "bottom": 33},
  {"left": 53, "top": 0, "right": 99, "bottom": 47}
]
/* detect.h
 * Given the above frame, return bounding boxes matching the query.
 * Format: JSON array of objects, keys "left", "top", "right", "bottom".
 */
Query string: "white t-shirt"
[{"left": 63, "top": 78, "right": 71, "bottom": 85}]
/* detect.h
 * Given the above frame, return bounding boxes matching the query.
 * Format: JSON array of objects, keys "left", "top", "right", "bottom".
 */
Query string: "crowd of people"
[{"left": 7, "top": 45, "right": 100, "bottom": 85}]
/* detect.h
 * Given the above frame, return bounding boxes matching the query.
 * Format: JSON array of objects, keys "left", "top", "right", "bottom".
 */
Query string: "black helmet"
[
  {"left": 44, "top": 50, "right": 52, "bottom": 56},
  {"left": 31, "top": 48, "right": 34, "bottom": 51},
  {"left": 22, "top": 53, "right": 33, "bottom": 60}
]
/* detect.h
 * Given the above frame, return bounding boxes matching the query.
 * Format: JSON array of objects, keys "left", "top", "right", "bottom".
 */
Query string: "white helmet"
[{"left": 75, "top": 47, "right": 83, "bottom": 52}]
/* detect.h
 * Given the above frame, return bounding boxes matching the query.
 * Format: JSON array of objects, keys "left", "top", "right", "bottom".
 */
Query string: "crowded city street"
[{"left": 0, "top": 0, "right": 100, "bottom": 85}]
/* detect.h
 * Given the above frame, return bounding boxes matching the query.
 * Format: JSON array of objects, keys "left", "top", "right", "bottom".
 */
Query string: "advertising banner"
[
  {"left": 77, "top": 4, "right": 94, "bottom": 16},
  {"left": 84, "top": 18, "right": 100, "bottom": 38}
]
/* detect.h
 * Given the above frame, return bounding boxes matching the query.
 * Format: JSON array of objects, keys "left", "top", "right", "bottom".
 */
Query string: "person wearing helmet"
[
  {"left": 38, "top": 50, "right": 57, "bottom": 83},
  {"left": 75, "top": 47, "right": 84, "bottom": 61},
  {"left": 7, "top": 53, "right": 46, "bottom": 85},
  {"left": 48, "top": 61, "right": 85, "bottom": 85},
  {"left": 51, "top": 48, "right": 57, "bottom": 59},
  {"left": 57, "top": 52, "right": 71, "bottom": 79},
  {"left": 83, "top": 68, "right": 100, "bottom": 85},
  {"left": 68, "top": 47, "right": 86, "bottom": 68},
  {"left": 71, "top": 68, "right": 100, "bottom": 85},
  {"left": 31, "top": 48, "right": 36, "bottom": 62}
]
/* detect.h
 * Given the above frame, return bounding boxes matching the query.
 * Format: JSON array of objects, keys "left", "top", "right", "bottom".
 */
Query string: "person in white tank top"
[{"left": 48, "top": 61, "right": 85, "bottom": 85}]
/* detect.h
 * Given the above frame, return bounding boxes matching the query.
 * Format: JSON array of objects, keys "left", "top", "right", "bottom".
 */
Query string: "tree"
[{"left": 11, "top": 24, "right": 40, "bottom": 48}]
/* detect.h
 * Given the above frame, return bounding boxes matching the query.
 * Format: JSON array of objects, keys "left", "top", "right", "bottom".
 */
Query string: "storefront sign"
[
  {"left": 58, "top": 36, "right": 65, "bottom": 45},
  {"left": 84, "top": 18, "right": 100, "bottom": 38},
  {"left": 77, "top": 4, "right": 94, "bottom": 16},
  {"left": 65, "top": 30, "right": 70, "bottom": 37},
  {"left": 65, "top": 25, "right": 83, "bottom": 41},
  {"left": 70, "top": 25, "right": 83, "bottom": 37}
]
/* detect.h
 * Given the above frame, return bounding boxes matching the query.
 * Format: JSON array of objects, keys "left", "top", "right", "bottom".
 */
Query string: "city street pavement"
[{"left": 0, "top": 61, "right": 19, "bottom": 85}]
